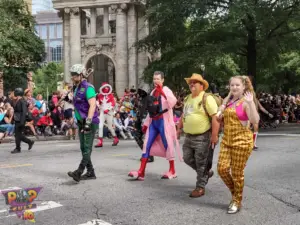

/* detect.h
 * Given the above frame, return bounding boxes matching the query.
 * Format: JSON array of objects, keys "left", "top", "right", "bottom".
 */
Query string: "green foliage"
[
  {"left": 33, "top": 62, "right": 64, "bottom": 97},
  {"left": 139, "top": 0, "right": 300, "bottom": 92},
  {"left": 0, "top": 0, "right": 45, "bottom": 68},
  {"left": 2, "top": 67, "right": 28, "bottom": 92},
  {"left": 0, "top": 0, "right": 45, "bottom": 92}
]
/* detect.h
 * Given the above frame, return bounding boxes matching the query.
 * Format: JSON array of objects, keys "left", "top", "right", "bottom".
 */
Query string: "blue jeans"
[{"left": 0, "top": 124, "right": 15, "bottom": 135}]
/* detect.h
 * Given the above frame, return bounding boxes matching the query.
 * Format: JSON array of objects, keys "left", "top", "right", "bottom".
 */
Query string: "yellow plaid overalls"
[{"left": 217, "top": 99, "right": 253, "bottom": 206}]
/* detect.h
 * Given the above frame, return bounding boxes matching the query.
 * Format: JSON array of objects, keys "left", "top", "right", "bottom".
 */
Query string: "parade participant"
[
  {"left": 95, "top": 82, "right": 119, "bottom": 147},
  {"left": 128, "top": 71, "right": 181, "bottom": 180},
  {"left": 217, "top": 75, "right": 259, "bottom": 214},
  {"left": 11, "top": 88, "right": 34, "bottom": 154},
  {"left": 67, "top": 64, "right": 99, "bottom": 182},
  {"left": 177, "top": 74, "right": 219, "bottom": 198},
  {"left": 134, "top": 83, "right": 154, "bottom": 162}
]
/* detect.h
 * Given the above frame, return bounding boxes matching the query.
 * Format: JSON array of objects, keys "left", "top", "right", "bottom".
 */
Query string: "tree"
[
  {"left": 0, "top": 0, "right": 45, "bottom": 93},
  {"left": 139, "top": 0, "right": 300, "bottom": 89},
  {"left": 33, "top": 62, "right": 64, "bottom": 98}
]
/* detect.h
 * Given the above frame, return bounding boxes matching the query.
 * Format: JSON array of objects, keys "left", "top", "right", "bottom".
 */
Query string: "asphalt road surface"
[{"left": 0, "top": 132, "right": 300, "bottom": 225}]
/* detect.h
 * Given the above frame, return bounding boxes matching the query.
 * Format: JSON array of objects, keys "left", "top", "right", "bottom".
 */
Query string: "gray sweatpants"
[{"left": 183, "top": 131, "right": 211, "bottom": 188}]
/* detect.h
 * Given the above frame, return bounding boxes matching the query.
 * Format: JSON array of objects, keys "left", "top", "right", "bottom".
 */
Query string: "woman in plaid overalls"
[{"left": 217, "top": 76, "right": 260, "bottom": 214}]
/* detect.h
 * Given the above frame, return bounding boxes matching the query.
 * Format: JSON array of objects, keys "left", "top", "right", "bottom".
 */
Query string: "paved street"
[{"left": 0, "top": 131, "right": 300, "bottom": 225}]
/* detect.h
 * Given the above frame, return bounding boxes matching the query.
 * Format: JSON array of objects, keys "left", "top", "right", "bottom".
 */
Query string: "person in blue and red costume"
[{"left": 128, "top": 71, "right": 182, "bottom": 181}]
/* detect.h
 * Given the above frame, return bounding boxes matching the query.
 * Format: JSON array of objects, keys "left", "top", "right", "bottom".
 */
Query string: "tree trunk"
[
  {"left": 247, "top": 27, "right": 257, "bottom": 90},
  {"left": 0, "top": 71, "right": 3, "bottom": 97}
]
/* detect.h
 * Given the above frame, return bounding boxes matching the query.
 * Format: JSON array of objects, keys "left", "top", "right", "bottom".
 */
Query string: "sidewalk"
[{"left": 1, "top": 123, "right": 299, "bottom": 144}]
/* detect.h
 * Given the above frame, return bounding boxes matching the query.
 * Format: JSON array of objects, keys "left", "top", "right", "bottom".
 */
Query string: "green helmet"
[{"left": 70, "top": 64, "right": 86, "bottom": 77}]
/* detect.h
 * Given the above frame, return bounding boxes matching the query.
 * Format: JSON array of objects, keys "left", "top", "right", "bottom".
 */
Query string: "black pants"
[
  {"left": 15, "top": 123, "right": 31, "bottom": 150},
  {"left": 134, "top": 119, "right": 144, "bottom": 149}
]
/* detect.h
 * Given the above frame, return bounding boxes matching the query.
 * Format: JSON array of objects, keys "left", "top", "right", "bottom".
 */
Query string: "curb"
[
  {"left": 0, "top": 136, "right": 136, "bottom": 144},
  {"left": 1, "top": 136, "right": 70, "bottom": 144}
]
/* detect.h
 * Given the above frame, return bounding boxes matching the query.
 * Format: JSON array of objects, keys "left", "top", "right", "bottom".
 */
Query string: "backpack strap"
[
  {"left": 198, "top": 93, "right": 210, "bottom": 117},
  {"left": 202, "top": 93, "right": 209, "bottom": 117}
]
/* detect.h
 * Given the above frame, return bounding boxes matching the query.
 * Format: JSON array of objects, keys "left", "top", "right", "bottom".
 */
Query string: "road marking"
[
  {"left": 259, "top": 133, "right": 300, "bottom": 137},
  {"left": 0, "top": 164, "right": 33, "bottom": 169},
  {"left": 0, "top": 201, "right": 63, "bottom": 218},
  {"left": 111, "top": 154, "right": 129, "bottom": 157},
  {"left": 78, "top": 219, "right": 112, "bottom": 225},
  {"left": 0, "top": 187, "right": 22, "bottom": 193}
]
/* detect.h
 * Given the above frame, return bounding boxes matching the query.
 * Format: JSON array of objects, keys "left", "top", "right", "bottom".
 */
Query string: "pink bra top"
[
  {"left": 227, "top": 100, "right": 248, "bottom": 121},
  {"left": 235, "top": 103, "right": 248, "bottom": 121}
]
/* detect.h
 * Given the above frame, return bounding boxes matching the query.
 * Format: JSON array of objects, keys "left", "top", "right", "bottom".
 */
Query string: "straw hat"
[{"left": 184, "top": 73, "right": 209, "bottom": 91}]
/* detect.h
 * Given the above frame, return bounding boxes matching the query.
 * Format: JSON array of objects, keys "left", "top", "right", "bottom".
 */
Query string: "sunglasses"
[{"left": 189, "top": 81, "right": 202, "bottom": 85}]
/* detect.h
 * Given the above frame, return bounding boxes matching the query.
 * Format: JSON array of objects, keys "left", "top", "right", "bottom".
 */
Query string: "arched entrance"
[{"left": 86, "top": 54, "right": 115, "bottom": 92}]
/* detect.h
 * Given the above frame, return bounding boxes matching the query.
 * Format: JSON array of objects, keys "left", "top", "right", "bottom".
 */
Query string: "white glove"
[{"left": 268, "top": 113, "right": 274, "bottom": 118}]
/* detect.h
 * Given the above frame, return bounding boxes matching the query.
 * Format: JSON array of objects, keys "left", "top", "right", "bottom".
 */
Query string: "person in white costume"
[{"left": 95, "top": 82, "right": 119, "bottom": 147}]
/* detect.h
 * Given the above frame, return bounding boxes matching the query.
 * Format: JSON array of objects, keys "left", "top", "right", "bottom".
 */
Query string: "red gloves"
[
  {"left": 142, "top": 126, "right": 148, "bottom": 134},
  {"left": 155, "top": 84, "right": 166, "bottom": 99},
  {"left": 104, "top": 109, "right": 109, "bottom": 114}
]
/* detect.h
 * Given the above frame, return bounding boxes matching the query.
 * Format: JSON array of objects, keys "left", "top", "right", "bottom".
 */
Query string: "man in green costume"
[{"left": 67, "top": 64, "right": 99, "bottom": 182}]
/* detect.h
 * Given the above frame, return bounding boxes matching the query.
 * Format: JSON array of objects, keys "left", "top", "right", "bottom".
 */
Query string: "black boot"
[
  {"left": 148, "top": 156, "right": 154, "bottom": 162},
  {"left": 67, "top": 164, "right": 84, "bottom": 182},
  {"left": 81, "top": 163, "right": 96, "bottom": 180},
  {"left": 11, "top": 149, "right": 21, "bottom": 154},
  {"left": 28, "top": 140, "right": 34, "bottom": 150},
  {"left": 81, "top": 170, "right": 96, "bottom": 180}
]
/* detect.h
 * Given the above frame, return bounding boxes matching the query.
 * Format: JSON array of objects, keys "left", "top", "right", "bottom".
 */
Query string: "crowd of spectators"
[{"left": 1, "top": 85, "right": 300, "bottom": 143}]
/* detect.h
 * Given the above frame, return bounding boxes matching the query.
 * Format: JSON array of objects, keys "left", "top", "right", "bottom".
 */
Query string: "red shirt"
[{"left": 31, "top": 108, "right": 39, "bottom": 117}]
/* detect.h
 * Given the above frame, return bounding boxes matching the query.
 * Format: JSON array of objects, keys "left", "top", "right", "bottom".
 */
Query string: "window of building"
[
  {"left": 56, "top": 24, "right": 62, "bottom": 38},
  {"left": 49, "top": 24, "right": 56, "bottom": 39},
  {"left": 40, "top": 25, "right": 47, "bottom": 39},
  {"left": 34, "top": 25, "right": 39, "bottom": 36},
  {"left": 50, "top": 40, "right": 63, "bottom": 62}
]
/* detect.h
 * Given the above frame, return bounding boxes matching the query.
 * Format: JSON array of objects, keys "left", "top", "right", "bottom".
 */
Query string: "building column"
[
  {"left": 137, "top": 9, "right": 149, "bottom": 88},
  {"left": 90, "top": 8, "right": 96, "bottom": 37},
  {"left": 69, "top": 7, "right": 81, "bottom": 66},
  {"left": 63, "top": 8, "right": 71, "bottom": 83},
  {"left": 103, "top": 7, "right": 109, "bottom": 35},
  {"left": 115, "top": 3, "right": 128, "bottom": 97},
  {"left": 127, "top": 4, "right": 137, "bottom": 89}
]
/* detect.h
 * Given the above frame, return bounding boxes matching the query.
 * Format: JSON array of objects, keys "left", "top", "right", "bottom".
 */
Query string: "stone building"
[{"left": 52, "top": 0, "right": 149, "bottom": 97}]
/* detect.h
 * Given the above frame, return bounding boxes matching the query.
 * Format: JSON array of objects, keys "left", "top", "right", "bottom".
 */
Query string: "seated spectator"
[
  {"left": 37, "top": 111, "right": 54, "bottom": 136},
  {"left": 122, "top": 95, "right": 134, "bottom": 114},
  {"left": 114, "top": 113, "right": 134, "bottom": 139},
  {"left": 124, "top": 114, "right": 135, "bottom": 136},
  {"left": 35, "top": 94, "right": 47, "bottom": 116},
  {"left": 0, "top": 126, "right": 7, "bottom": 143},
  {"left": 61, "top": 111, "right": 77, "bottom": 140},
  {"left": 24, "top": 89, "right": 36, "bottom": 106},
  {"left": 0, "top": 107, "right": 15, "bottom": 136}
]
